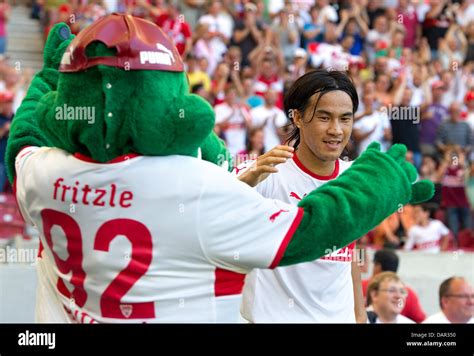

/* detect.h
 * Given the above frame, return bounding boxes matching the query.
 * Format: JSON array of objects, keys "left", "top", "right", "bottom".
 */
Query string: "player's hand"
[
  {"left": 237, "top": 145, "right": 294, "bottom": 187},
  {"left": 365, "top": 142, "right": 434, "bottom": 204},
  {"left": 43, "top": 23, "right": 75, "bottom": 71}
]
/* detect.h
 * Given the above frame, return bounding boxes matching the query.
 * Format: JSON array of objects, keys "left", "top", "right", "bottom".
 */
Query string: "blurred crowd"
[{"left": 0, "top": 0, "right": 473, "bottom": 251}]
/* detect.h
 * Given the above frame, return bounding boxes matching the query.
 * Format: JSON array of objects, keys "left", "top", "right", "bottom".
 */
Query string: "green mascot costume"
[{"left": 6, "top": 14, "right": 433, "bottom": 323}]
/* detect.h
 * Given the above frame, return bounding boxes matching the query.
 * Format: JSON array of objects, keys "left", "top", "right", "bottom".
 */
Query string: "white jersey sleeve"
[
  {"left": 198, "top": 166, "right": 304, "bottom": 274},
  {"left": 14, "top": 146, "right": 43, "bottom": 224}
]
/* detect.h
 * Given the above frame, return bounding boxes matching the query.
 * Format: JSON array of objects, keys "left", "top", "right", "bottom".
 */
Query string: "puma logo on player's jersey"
[
  {"left": 269, "top": 209, "right": 289, "bottom": 222},
  {"left": 233, "top": 165, "right": 247, "bottom": 175},
  {"left": 289, "top": 192, "right": 307, "bottom": 201}
]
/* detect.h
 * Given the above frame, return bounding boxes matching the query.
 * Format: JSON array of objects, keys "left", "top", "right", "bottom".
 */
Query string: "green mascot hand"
[
  {"left": 5, "top": 23, "right": 75, "bottom": 183},
  {"left": 200, "top": 131, "right": 233, "bottom": 172},
  {"left": 365, "top": 142, "right": 434, "bottom": 204},
  {"left": 43, "top": 23, "right": 75, "bottom": 71}
]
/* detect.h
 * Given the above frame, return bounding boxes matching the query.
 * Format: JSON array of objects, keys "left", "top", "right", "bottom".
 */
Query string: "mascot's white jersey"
[
  {"left": 15, "top": 147, "right": 303, "bottom": 323},
  {"left": 241, "top": 155, "right": 356, "bottom": 323}
]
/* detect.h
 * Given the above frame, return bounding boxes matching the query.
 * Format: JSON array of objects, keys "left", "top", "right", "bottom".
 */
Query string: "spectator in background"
[
  {"left": 422, "top": 0, "right": 452, "bottom": 58},
  {"left": 198, "top": 0, "right": 233, "bottom": 63},
  {"left": 420, "top": 154, "right": 443, "bottom": 205},
  {"left": 439, "top": 24, "right": 467, "bottom": 71},
  {"left": 424, "top": 277, "right": 473, "bottom": 323},
  {"left": 250, "top": 89, "right": 287, "bottom": 152},
  {"left": 336, "top": 4, "right": 368, "bottom": 56},
  {"left": 214, "top": 85, "right": 251, "bottom": 156},
  {"left": 366, "top": 0, "right": 385, "bottom": 28},
  {"left": 193, "top": 23, "right": 219, "bottom": 76},
  {"left": 373, "top": 72, "right": 394, "bottom": 108},
  {"left": 0, "top": 0, "right": 10, "bottom": 55},
  {"left": 0, "top": 90, "right": 13, "bottom": 192},
  {"left": 316, "top": 0, "right": 338, "bottom": 24},
  {"left": 404, "top": 203, "right": 451, "bottom": 253},
  {"left": 186, "top": 53, "right": 211, "bottom": 94},
  {"left": 352, "top": 91, "right": 391, "bottom": 156},
  {"left": 420, "top": 80, "right": 448, "bottom": 156},
  {"left": 155, "top": 2, "right": 192, "bottom": 57},
  {"left": 455, "top": 0, "right": 474, "bottom": 29},
  {"left": 437, "top": 147, "right": 472, "bottom": 245},
  {"left": 370, "top": 203, "right": 415, "bottom": 249},
  {"left": 286, "top": 48, "right": 308, "bottom": 83},
  {"left": 232, "top": 2, "right": 264, "bottom": 67},
  {"left": 269, "top": 8, "right": 299, "bottom": 63},
  {"left": 397, "top": 0, "right": 420, "bottom": 49},
  {"left": 251, "top": 51, "right": 285, "bottom": 109},
  {"left": 391, "top": 74, "right": 422, "bottom": 169},
  {"left": 302, "top": 5, "right": 324, "bottom": 49},
  {"left": 436, "top": 102, "right": 473, "bottom": 153},
  {"left": 463, "top": 90, "right": 474, "bottom": 132},
  {"left": 366, "top": 14, "right": 393, "bottom": 62},
  {"left": 366, "top": 271, "right": 415, "bottom": 323},
  {"left": 362, "top": 250, "right": 426, "bottom": 323},
  {"left": 236, "top": 126, "right": 265, "bottom": 164},
  {"left": 241, "top": 76, "right": 263, "bottom": 109}
]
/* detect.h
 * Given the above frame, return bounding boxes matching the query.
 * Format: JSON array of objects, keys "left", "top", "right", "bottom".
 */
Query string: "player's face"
[{"left": 297, "top": 90, "right": 353, "bottom": 162}]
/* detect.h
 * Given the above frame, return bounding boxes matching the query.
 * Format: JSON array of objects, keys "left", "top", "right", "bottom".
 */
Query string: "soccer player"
[{"left": 239, "top": 70, "right": 367, "bottom": 323}]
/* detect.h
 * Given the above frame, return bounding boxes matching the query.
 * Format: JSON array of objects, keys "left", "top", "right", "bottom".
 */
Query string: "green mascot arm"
[
  {"left": 279, "top": 142, "right": 434, "bottom": 266},
  {"left": 5, "top": 23, "right": 74, "bottom": 183},
  {"left": 200, "top": 131, "right": 233, "bottom": 172}
]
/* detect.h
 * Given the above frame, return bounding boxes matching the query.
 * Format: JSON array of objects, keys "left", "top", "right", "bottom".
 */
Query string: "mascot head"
[{"left": 36, "top": 14, "right": 225, "bottom": 164}]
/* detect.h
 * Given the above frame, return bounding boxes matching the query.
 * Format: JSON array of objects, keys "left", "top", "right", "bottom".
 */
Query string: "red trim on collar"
[
  {"left": 293, "top": 153, "right": 339, "bottom": 180},
  {"left": 73, "top": 153, "right": 140, "bottom": 163}
]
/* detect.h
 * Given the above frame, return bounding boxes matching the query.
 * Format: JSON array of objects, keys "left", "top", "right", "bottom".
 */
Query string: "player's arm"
[
  {"left": 279, "top": 143, "right": 434, "bottom": 266},
  {"left": 5, "top": 23, "right": 74, "bottom": 183},
  {"left": 237, "top": 145, "right": 294, "bottom": 187},
  {"left": 351, "top": 259, "right": 367, "bottom": 324}
]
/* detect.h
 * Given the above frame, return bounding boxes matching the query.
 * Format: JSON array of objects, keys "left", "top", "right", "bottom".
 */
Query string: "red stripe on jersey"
[
  {"left": 73, "top": 153, "right": 140, "bottom": 163},
  {"left": 214, "top": 268, "right": 245, "bottom": 297},
  {"left": 293, "top": 154, "right": 339, "bottom": 180},
  {"left": 38, "top": 240, "right": 44, "bottom": 258},
  {"left": 270, "top": 207, "right": 304, "bottom": 268},
  {"left": 18, "top": 146, "right": 35, "bottom": 160}
]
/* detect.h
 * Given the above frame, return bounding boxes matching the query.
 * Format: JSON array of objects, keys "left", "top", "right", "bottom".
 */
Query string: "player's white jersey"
[
  {"left": 15, "top": 147, "right": 304, "bottom": 323},
  {"left": 404, "top": 220, "right": 449, "bottom": 253},
  {"left": 241, "top": 155, "right": 356, "bottom": 323}
]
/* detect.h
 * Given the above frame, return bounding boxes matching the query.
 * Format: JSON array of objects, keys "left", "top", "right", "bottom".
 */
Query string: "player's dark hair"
[
  {"left": 373, "top": 249, "right": 399, "bottom": 273},
  {"left": 284, "top": 69, "right": 359, "bottom": 148}
]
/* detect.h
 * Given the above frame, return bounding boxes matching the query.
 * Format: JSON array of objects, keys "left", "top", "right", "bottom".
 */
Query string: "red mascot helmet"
[{"left": 59, "top": 13, "right": 184, "bottom": 73}]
